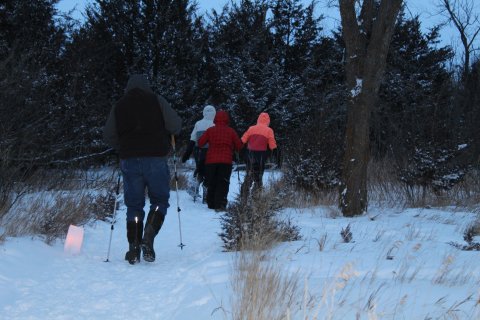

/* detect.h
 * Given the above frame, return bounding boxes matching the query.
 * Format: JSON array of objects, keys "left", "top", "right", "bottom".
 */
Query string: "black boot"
[
  {"left": 142, "top": 208, "right": 165, "bottom": 262},
  {"left": 125, "top": 220, "right": 143, "bottom": 264},
  {"left": 125, "top": 243, "right": 140, "bottom": 264}
]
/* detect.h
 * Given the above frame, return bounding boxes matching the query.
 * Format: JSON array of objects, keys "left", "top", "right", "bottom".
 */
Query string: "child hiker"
[
  {"left": 181, "top": 105, "right": 216, "bottom": 202},
  {"left": 240, "top": 112, "right": 277, "bottom": 200}
]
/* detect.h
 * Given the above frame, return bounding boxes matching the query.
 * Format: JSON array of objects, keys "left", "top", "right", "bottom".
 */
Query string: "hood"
[
  {"left": 202, "top": 105, "right": 216, "bottom": 121},
  {"left": 256, "top": 112, "right": 270, "bottom": 126},
  {"left": 125, "top": 74, "right": 153, "bottom": 93},
  {"left": 214, "top": 110, "right": 229, "bottom": 126}
]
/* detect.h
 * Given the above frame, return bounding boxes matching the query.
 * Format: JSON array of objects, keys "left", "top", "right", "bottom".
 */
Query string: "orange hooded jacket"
[{"left": 241, "top": 112, "right": 277, "bottom": 151}]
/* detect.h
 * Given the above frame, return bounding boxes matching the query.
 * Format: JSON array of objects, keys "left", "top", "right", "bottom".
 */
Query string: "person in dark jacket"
[
  {"left": 240, "top": 112, "right": 277, "bottom": 200},
  {"left": 103, "top": 74, "right": 182, "bottom": 264},
  {"left": 181, "top": 105, "right": 216, "bottom": 203},
  {"left": 198, "top": 110, "right": 243, "bottom": 211}
]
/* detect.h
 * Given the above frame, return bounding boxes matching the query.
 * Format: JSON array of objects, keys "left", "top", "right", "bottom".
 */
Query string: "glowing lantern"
[{"left": 64, "top": 225, "right": 84, "bottom": 255}]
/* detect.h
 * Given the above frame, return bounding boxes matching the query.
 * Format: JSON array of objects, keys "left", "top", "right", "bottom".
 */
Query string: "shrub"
[
  {"left": 398, "top": 144, "right": 469, "bottom": 192},
  {"left": 219, "top": 185, "right": 301, "bottom": 251},
  {"left": 448, "top": 221, "right": 480, "bottom": 251}
]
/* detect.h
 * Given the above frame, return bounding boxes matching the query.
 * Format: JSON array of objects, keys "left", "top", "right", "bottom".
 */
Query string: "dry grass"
[
  {"left": 170, "top": 170, "right": 189, "bottom": 190},
  {"left": 225, "top": 181, "right": 304, "bottom": 320},
  {"left": 432, "top": 254, "right": 478, "bottom": 286},
  {"left": 0, "top": 168, "right": 117, "bottom": 244},
  {"left": 316, "top": 233, "right": 328, "bottom": 251},
  {"left": 367, "top": 158, "right": 406, "bottom": 207},
  {"left": 271, "top": 159, "right": 480, "bottom": 211},
  {"left": 367, "top": 159, "right": 480, "bottom": 209},
  {"left": 281, "top": 158, "right": 480, "bottom": 211},
  {"left": 303, "top": 263, "right": 361, "bottom": 319},
  {"left": 230, "top": 250, "right": 300, "bottom": 320},
  {"left": 267, "top": 177, "right": 338, "bottom": 208},
  {"left": 0, "top": 162, "right": 190, "bottom": 244}
]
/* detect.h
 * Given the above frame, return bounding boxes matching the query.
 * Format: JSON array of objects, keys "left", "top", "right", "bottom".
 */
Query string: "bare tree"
[
  {"left": 338, "top": 0, "right": 403, "bottom": 217},
  {"left": 439, "top": 0, "right": 480, "bottom": 78}
]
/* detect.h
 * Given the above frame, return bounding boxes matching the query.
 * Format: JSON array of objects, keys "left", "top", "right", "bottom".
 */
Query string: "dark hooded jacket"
[
  {"left": 103, "top": 74, "right": 182, "bottom": 158},
  {"left": 198, "top": 110, "right": 242, "bottom": 164}
]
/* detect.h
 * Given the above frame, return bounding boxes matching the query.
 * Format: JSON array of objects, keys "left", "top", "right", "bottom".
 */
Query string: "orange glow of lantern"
[{"left": 64, "top": 225, "right": 84, "bottom": 255}]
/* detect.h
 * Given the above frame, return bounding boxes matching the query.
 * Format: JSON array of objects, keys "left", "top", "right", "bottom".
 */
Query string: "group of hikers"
[
  {"left": 103, "top": 74, "right": 277, "bottom": 264},
  {"left": 181, "top": 104, "right": 277, "bottom": 210}
]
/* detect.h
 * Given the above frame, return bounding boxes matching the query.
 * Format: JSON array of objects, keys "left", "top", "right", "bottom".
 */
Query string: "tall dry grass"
[
  {"left": 368, "top": 159, "right": 480, "bottom": 209},
  {"left": 169, "top": 169, "right": 189, "bottom": 190},
  {"left": 230, "top": 249, "right": 300, "bottom": 320},
  {"left": 227, "top": 178, "right": 302, "bottom": 319},
  {"left": 280, "top": 158, "right": 480, "bottom": 210},
  {"left": 0, "top": 160, "right": 192, "bottom": 245},
  {"left": 0, "top": 168, "right": 118, "bottom": 244},
  {"left": 267, "top": 177, "right": 338, "bottom": 209}
]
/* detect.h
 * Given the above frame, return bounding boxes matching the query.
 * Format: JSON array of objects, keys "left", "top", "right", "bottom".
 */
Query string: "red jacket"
[{"left": 198, "top": 110, "right": 243, "bottom": 164}]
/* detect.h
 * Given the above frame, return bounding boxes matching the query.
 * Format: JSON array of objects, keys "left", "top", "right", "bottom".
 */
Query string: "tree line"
[{"left": 1, "top": 0, "right": 479, "bottom": 214}]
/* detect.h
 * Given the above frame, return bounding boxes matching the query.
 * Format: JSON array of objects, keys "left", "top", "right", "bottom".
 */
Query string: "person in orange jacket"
[{"left": 240, "top": 112, "right": 277, "bottom": 199}]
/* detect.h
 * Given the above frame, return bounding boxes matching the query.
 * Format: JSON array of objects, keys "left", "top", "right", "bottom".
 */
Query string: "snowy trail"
[{"left": 1, "top": 177, "right": 240, "bottom": 320}]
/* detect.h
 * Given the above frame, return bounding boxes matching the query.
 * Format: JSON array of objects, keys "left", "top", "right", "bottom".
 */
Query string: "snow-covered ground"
[{"left": 1, "top": 169, "right": 479, "bottom": 319}]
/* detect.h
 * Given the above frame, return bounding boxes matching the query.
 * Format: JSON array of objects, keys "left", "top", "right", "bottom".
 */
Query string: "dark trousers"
[
  {"left": 205, "top": 163, "right": 232, "bottom": 209},
  {"left": 194, "top": 147, "right": 208, "bottom": 185},
  {"left": 120, "top": 157, "right": 170, "bottom": 222},
  {"left": 240, "top": 150, "right": 267, "bottom": 199}
]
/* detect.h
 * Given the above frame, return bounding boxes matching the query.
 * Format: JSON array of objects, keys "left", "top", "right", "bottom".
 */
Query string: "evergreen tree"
[
  {"left": 269, "top": 0, "right": 304, "bottom": 72},
  {"left": 461, "top": 60, "right": 480, "bottom": 158},
  {"left": 373, "top": 14, "right": 454, "bottom": 158},
  {"left": 269, "top": 0, "right": 321, "bottom": 75},
  {"left": 374, "top": 13, "right": 472, "bottom": 191},
  {"left": 207, "top": 0, "right": 273, "bottom": 132},
  {"left": 0, "top": 0, "right": 68, "bottom": 163}
]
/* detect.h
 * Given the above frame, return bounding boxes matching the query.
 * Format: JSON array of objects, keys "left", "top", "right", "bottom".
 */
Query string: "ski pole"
[
  {"left": 171, "top": 135, "right": 186, "bottom": 250},
  {"left": 105, "top": 169, "right": 121, "bottom": 262}
]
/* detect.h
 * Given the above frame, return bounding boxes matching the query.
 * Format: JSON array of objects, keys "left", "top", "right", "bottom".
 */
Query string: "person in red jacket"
[
  {"left": 198, "top": 110, "right": 243, "bottom": 211},
  {"left": 240, "top": 112, "right": 277, "bottom": 199}
]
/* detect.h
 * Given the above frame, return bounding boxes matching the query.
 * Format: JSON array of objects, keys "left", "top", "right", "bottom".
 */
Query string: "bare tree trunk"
[{"left": 339, "top": 0, "right": 403, "bottom": 217}]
